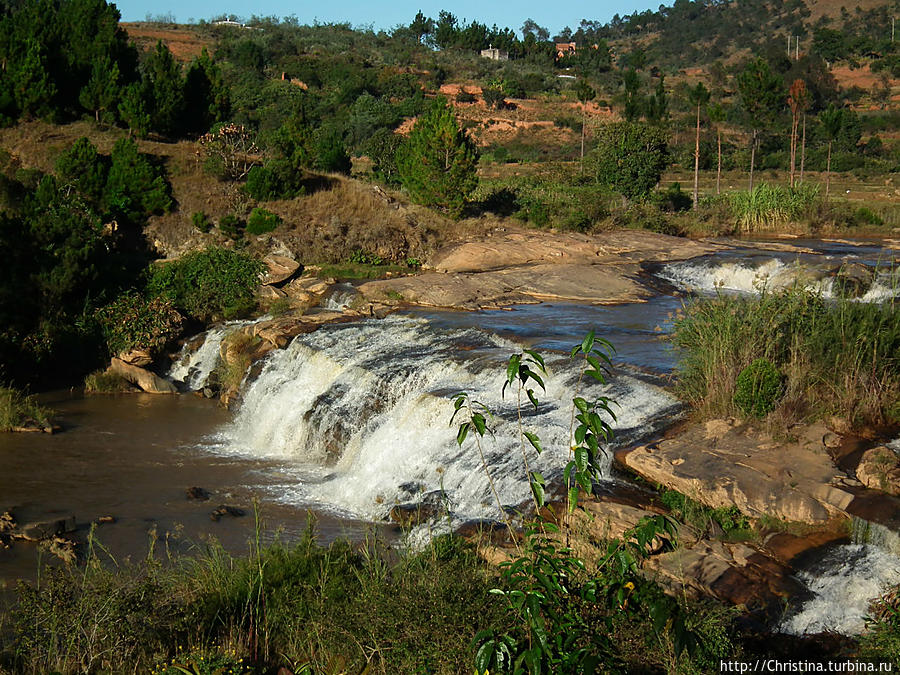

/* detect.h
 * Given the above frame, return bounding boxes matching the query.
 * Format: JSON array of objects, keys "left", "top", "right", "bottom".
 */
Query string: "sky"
[{"left": 114, "top": 0, "right": 661, "bottom": 37}]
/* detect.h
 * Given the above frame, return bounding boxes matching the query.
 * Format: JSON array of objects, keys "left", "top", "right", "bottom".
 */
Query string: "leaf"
[
  {"left": 472, "top": 413, "right": 487, "bottom": 436},
  {"left": 456, "top": 422, "right": 470, "bottom": 446},
  {"left": 573, "top": 397, "right": 589, "bottom": 413},
  {"left": 524, "top": 431, "right": 543, "bottom": 454},
  {"left": 581, "top": 330, "right": 595, "bottom": 354},
  {"left": 530, "top": 478, "right": 545, "bottom": 508},
  {"left": 526, "top": 389, "right": 539, "bottom": 410},
  {"left": 506, "top": 354, "right": 521, "bottom": 387},
  {"left": 567, "top": 485, "right": 579, "bottom": 512},
  {"left": 523, "top": 348, "right": 546, "bottom": 371}
]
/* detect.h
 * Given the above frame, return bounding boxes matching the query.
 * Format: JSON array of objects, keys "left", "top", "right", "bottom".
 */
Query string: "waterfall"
[
  {"left": 779, "top": 544, "right": 900, "bottom": 636},
  {"left": 210, "top": 314, "right": 681, "bottom": 523},
  {"left": 168, "top": 319, "right": 257, "bottom": 390}
]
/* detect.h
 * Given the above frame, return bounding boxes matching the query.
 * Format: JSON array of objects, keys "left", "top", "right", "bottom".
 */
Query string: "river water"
[{"left": 2, "top": 236, "right": 898, "bottom": 634}]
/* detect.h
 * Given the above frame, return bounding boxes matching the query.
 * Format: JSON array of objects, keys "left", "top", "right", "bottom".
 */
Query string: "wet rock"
[
  {"left": 0, "top": 510, "right": 15, "bottom": 534},
  {"left": 856, "top": 446, "right": 900, "bottom": 496},
  {"left": 108, "top": 358, "right": 177, "bottom": 394},
  {"left": 40, "top": 536, "right": 78, "bottom": 564},
  {"left": 210, "top": 505, "right": 247, "bottom": 521},
  {"left": 96, "top": 516, "right": 116, "bottom": 524},
  {"left": 16, "top": 515, "right": 76, "bottom": 542},
  {"left": 261, "top": 254, "right": 301, "bottom": 285},
  {"left": 186, "top": 486, "right": 211, "bottom": 501}
]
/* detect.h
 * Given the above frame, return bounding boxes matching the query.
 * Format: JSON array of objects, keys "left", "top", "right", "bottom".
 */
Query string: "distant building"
[
  {"left": 480, "top": 46, "right": 509, "bottom": 61},
  {"left": 556, "top": 42, "right": 577, "bottom": 58}
]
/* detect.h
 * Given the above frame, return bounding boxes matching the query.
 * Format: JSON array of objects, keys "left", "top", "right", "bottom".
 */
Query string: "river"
[{"left": 2, "top": 236, "right": 898, "bottom": 635}]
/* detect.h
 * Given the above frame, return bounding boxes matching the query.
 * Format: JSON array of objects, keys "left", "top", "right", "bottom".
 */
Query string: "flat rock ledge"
[
  {"left": 356, "top": 229, "right": 727, "bottom": 311},
  {"left": 616, "top": 420, "right": 856, "bottom": 524}
]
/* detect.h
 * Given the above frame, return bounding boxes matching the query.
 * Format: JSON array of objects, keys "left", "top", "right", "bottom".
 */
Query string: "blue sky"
[{"left": 114, "top": 0, "right": 660, "bottom": 36}]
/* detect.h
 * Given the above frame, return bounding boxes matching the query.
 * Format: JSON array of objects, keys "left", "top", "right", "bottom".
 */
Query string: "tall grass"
[
  {"left": 0, "top": 386, "right": 52, "bottom": 431},
  {"left": 728, "top": 183, "right": 821, "bottom": 233},
  {"left": 0, "top": 522, "right": 504, "bottom": 674},
  {"left": 672, "top": 288, "right": 900, "bottom": 428}
]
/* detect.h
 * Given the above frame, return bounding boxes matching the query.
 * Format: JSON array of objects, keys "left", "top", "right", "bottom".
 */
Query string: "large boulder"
[
  {"left": 856, "top": 446, "right": 900, "bottom": 496},
  {"left": 108, "top": 358, "right": 178, "bottom": 394},
  {"left": 261, "top": 254, "right": 301, "bottom": 286},
  {"left": 618, "top": 422, "right": 855, "bottom": 523}
]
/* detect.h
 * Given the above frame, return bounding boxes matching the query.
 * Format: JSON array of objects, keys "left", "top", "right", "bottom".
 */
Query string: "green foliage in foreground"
[
  {"left": 861, "top": 585, "right": 900, "bottom": 667},
  {"left": 146, "top": 248, "right": 264, "bottom": 323},
  {"left": 0, "top": 386, "right": 52, "bottom": 431},
  {"left": 672, "top": 288, "right": 900, "bottom": 427}
]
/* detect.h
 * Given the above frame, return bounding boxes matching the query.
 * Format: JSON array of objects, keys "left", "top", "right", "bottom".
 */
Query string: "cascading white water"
[
  {"left": 168, "top": 319, "right": 256, "bottom": 390},
  {"left": 320, "top": 283, "right": 361, "bottom": 311},
  {"left": 659, "top": 255, "right": 899, "bottom": 302},
  {"left": 780, "top": 544, "right": 900, "bottom": 635},
  {"left": 211, "top": 315, "right": 681, "bottom": 523}
]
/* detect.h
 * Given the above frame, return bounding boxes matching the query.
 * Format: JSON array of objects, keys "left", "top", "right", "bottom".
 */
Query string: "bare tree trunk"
[
  {"left": 749, "top": 130, "right": 757, "bottom": 193},
  {"left": 693, "top": 102, "right": 701, "bottom": 210},
  {"left": 716, "top": 127, "right": 722, "bottom": 195},
  {"left": 799, "top": 114, "right": 807, "bottom": 183},
  {"left": 580, "top": 104, "right": 586, "bottom": 174},
  {"left": 789, "top": 113, "right": 798, "bottom": 188},
  {"left": 825, "top": 140, "right": 832, "bottom": 198}
]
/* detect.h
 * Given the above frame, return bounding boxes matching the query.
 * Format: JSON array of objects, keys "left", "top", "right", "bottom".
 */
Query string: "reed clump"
[
  {"left": 672, "top": 287, "right": 900, "bottom": 428},
  {"left": 0, "top": 386, "right": 52, "bottom": 431},
  {"left": 727, "top": 183, "right": 821, "bottom": 233}
]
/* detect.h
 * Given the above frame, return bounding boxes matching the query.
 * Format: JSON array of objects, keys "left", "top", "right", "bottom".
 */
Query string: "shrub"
[
  {"left": 455, "top": 90, "right": 476, "bottom": 103},
  {"left": 192, "top": 211, "right": 212, "bottom": 233},
  {"left": 147, "top": 248, "right": 264, "bottom": 323},
  {"left": 589, "top": 121, "right": 669, "bottom": 201},
  {"left": 245, "top": 207, "right": 281, "bottom": 235},
  {"left": 733, "top": 358, "right": 783, "bottom": 418},
  {"left": 94, "top": 292, "right": 183, "bottom": 357},
  {"left": 218, "top": 213, "right": 244, "bottom": 239}
]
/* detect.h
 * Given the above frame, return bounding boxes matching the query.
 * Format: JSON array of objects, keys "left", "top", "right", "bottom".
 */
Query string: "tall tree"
[
  {"left": 395, "top": 97, "right": 478, "bottom": 217},
  {"left": 575, "top": 79, "right": 596, "bottom": 171},
  {"left": 819, "top": 104, "right": 843, "bottom": 198},
  {"left": 143, "top": 40, "right": 184, "bottom": 136},
  {"left": 410, "top": 11, "right": 434, "bottom": 44},
  {"left": 12, "top": 39, "right": 56, "bottom": 119},
  {"left": 79, "top": 56, "right": 120, "bottom": 123},
  {"left": 688, "top": 82, "right": 710, "bottom": 210},
  {"left": 787, "top": 79, "right": 809, "bottom": 187},
  {"left": 183, "top": 48, "right": 229, "bottom": 135},
  {"left": 737, "top": 58, "right": 783, "bottom": 192},
  {"left": 707, "top": 102, "right": 727, "bottom": 195}
]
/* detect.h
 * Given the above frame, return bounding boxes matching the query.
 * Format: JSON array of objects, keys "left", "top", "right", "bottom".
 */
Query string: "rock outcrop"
[
  {"left": 108, "top": 358, "right": 178, "bottom": 394},
  {"left": 617, "top": 421, "right": 855, "bottom": 523},
  {"left": 856, "top": 446, "right": 900, "bottom": 496}
]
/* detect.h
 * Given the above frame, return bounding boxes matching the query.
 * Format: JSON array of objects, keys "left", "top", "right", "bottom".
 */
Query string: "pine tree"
[
  {"left": 12, "top": 39, "right": 56, "bottom": 119},
  {"left": 737, "top": 58, "right": 784, "bottom": 192},
  {"left": 118, "top": 83, "right": 151, "bottom": 138},
  {"left": 183, "top": 48, "right": 229, "bottom": 135},
  {"left": 144, "top": 41, "right": 184, "bottom": 137},
  {"left": 395, "top": 98, "right": 478, "bottom": 217},
  {"left": 79, "top": 57, "right": 120, "bottom": 123}
]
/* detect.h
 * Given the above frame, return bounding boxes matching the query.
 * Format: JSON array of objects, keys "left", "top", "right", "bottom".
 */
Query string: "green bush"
[
  {"left": 147, "top": 248, "right": 264, "bottom": 323},
  {"left": 192, "top": 211, "right": 212, "bottom": 233},
  {"left": 734, "top": 358, "right": 785, "bottom": 418},
  {"left": 83, "top": 369, "right": 134, "bottom": 394},
  {"left": 245, "top": 207, "right": 281, "bottom": 235},
  {"left": 218, "top": 213, "right": 244, "bottom": 239},
  {"left": 94, "top": 291, "right": 183, "bottom": 357}
]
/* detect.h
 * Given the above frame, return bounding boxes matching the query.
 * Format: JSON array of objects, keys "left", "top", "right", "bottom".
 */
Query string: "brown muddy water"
[{"left": 0, "top": 391, "right": 385, "bottom": 589}]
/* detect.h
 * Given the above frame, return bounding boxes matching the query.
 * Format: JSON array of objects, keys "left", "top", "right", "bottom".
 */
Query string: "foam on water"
[
  {"left": 780, "top": 544, "right": 900, "bottom": 636},
  {"left": 211, "top": 314, "right": 681, "bottom": 522}
]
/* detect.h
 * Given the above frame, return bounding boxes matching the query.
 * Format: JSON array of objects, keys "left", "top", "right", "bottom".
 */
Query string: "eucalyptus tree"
[{"left": 687, "top": 82, "right": 710, "bottom": 209}]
